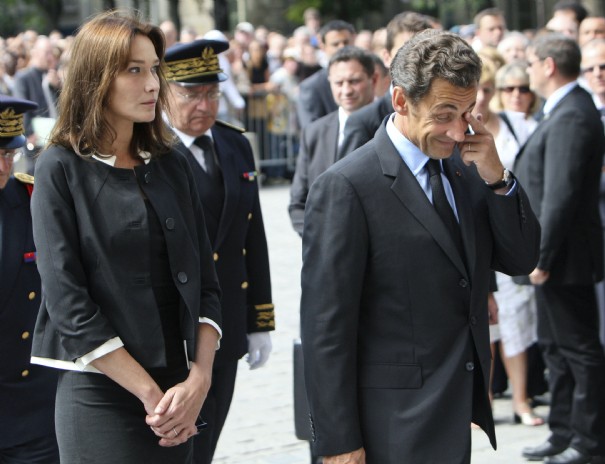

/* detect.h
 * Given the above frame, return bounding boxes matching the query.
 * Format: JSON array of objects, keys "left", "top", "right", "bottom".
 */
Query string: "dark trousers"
[
  {"left": 193, "top": 360, "right": 238, "bottom": 464},
  {"left": 535, "top": 284, "right": 605, "bottom": 455},
  {"left": 0, "top": 433, "right": 59, "bottom": 464}
]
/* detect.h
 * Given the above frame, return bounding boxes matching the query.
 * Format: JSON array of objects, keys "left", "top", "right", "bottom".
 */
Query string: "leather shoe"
[
  {"left": 544, "top": 447, "right": 592, "bottom": 464},
  {"left": 523, "top": 441, "right": 568, "bottom": 461}
]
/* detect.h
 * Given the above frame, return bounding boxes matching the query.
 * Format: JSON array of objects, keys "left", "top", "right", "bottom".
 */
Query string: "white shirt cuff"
[
  {"left": 75, "top": 336, "right": 124, "bottom": 369},
  {"left": 200, "top": 317, "right": 222, "bottom": 350}
]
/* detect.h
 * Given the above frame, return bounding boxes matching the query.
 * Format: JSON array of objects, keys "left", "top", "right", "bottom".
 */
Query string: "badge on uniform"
[
  {"left": 23, "top": 251, "right": 36, "bottom": 263},
  {"left": 242, "top": 171, "right": 258, "bottom": 182}
]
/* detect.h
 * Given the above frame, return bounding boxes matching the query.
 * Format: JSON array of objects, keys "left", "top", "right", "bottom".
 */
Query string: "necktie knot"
[
  {"left": 426, "top": 158, "right": 442, "bottom": 178},
  {"left": 194, "top": 135, "right": 219, "bottom": 178},
  {"left": 195, "top": 135, "right": 213, "bottom": 152}
]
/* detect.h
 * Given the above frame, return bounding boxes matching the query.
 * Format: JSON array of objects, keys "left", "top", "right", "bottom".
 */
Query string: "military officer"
[
  {"left": 0, "top": 95, "right": 59, "bottom": 463},
  {"left": 164, "top": 40, "right": 275, "bottom": 464}
]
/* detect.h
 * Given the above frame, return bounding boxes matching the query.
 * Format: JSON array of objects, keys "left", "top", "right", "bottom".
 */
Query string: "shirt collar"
[
  {"left": 172, "top": 126, "right": 213, "bottom": 149},
  {"left": 92, "top": 151, "right": 151, "bottom": 166},
  {"left": 543, "top": 81, "right": 578, "bottom": 116},
  {"left": 385, "top": 113, "right": 432, "bottom": 175},
  {"left": 338, "top": 107, "right": 349, "bottom": 133}
]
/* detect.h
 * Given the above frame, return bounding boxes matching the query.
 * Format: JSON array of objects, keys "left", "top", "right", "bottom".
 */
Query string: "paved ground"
[{"left": 213, "top": 184, "right": 553, "bottom": 464}]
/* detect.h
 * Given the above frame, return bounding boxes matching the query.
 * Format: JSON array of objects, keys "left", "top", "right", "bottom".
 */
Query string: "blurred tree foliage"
[
  {"left": 286, "top": 0, "right": 382, "bottom": 25},
  {"left": 0, "top": 0, "right": 56, "bottom": 36}
]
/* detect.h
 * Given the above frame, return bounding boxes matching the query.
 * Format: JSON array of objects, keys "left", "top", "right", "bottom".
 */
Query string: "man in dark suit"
[
  {"left": 300, "top": 30, "right": 540, "bottom": 463},
  {"left": 0, "top": 95, "right": 59, "bottom": 463},
  {"left": 296, "top": 20, "right": 355, "bottom": 128},
  {"left": 337, "top": 12, "right": 433, "bottom": 159},
  {"left": 164, "top": 40, "right": 275, "bottom": 464},
  {"left": 289, "top": 46, "right": 376, "bottom": 235},
  {"left": 12, "top": 36, "right": 58, "bottom": 172},
  {"left": 581, "top": 37, "right": 605, "bottom": 348},
  {"left": 516, "top": 34, "right": 605, "bottom": 464}
]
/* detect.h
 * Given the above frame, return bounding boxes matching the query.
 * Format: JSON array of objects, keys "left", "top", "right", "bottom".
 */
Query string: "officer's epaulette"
[
  {"left": 14, "top": 172, "right": 34, "bottom": 197},
  {"left": 14, "top": 172, "right": 34, "bottom": 185},
  {"left": 215, "top": 119, "right": 246, "bottom": 133}
]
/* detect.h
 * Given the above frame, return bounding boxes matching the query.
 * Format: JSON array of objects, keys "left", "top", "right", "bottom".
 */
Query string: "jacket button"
[
  {"left": 21, "top": 331, "right": 30, "bottom": 340},
  {"left": 241, "top": 281, "right": 249, "bottom": 289},
  {"left": 165, "top": 217, "right": 175, "bottom": 230},
  {"left": 21, "top": 369, "right": 29, "bottom": 377},
  {"left": 144, "top": 172, "right": 151, "bottom": 183},
  {"left": 213, "top": 253, "right": 219, "bottom": 262},
  {"left": 177, "top": 272, "right": 188, "bottom": 283},
  {"left": 242, "top": 248, "right": 247, "bottom": 256},
  {"left": 470, "top": 316, "right": 477, "bottom": 326},
  {"left": 465, "top": 362, "right": 474, "bottom": 371},
  {"left": 459, "top": 279, "right": 468, "bottom": 288},
  {"left": 247, "top": 213, "right": 252, "bottom": 220},
  {"left": 28, "top": 291, "right": 36, "bottom": 300}
]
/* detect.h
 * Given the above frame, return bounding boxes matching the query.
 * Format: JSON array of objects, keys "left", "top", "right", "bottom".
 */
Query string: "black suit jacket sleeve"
[
  {"left": 301, "top": 171, "right": 368, "bottom": 455},
  {"left": 288, "top": 126, "right": 313, "bottom": 236},
  {"left": 297, "top": 69, "right": 337, "bottom": 128},
  {"left": 536, "top": 108, "right": 602, "bottom": 271}
]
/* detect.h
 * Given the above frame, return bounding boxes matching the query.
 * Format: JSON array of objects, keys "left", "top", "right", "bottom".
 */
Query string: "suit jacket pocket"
[{"left": 359, "top": 363, "right": 422, "bottom": 389}]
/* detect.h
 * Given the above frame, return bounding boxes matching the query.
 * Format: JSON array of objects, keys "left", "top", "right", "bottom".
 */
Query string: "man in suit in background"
[
  {"left": 517, "top": 34, "right": 605, "bottom": 464},
  {"left": 296, "top": 20, "right": 355, "bottom": 128},
  {"left": 164, "top": 39, "right": 275, "bottom": 464},
  {"left": 300, "top": 29, "right": 540, "bottom": 463},
  {"left": 12, "top": 36, "right": 58, "bottom": 173},
  {"left": 581, "top": 37, "right": 605, "bottom": 349},
  {"left": 288, "top": 46, "right": 376, "bottom": 235},
  {"left": 0, "top": 95, "right": 59, "bottom": 463},
  {"left": 337, "top": 12, "right": 433, "bottom": 159}
]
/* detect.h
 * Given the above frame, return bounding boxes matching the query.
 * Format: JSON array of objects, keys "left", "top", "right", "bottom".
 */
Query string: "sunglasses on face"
[{"left": 499, "top": 86, "right": 531, "bottom": 94}]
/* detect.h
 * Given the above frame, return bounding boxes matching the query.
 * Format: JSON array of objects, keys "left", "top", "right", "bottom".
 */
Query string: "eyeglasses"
[
  {"left": 499, "top": 86, "right": 532, "bottom": 94},
  {"left": 176, "top": 90, "right": 222, "bottom": 103},
  {"left": 0, "top": 149, "right": 23, "bottom": 162},
  {"left": 527, "top": 58, "right": 543, "bottom": 68},
  {"left": 581, "top": 63, "right": 605, "bottom": 75}
]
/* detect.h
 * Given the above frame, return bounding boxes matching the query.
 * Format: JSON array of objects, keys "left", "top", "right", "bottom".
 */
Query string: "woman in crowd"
[
  {"left": 30, "top": 10, "right": 222, "bottom": 463},
  {"left": 476, "top": 58, "right": 544, "bottom": 426}
]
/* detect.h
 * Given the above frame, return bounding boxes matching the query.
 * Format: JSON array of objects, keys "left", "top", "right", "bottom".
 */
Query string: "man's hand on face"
[{"left": 458, "top": 111, "right": 506, "bottom": 185}]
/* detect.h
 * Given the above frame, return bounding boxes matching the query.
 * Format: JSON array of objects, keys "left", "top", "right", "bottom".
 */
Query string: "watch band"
[{"left": 486, "top": 169, "right": 513, "bottom": 190}]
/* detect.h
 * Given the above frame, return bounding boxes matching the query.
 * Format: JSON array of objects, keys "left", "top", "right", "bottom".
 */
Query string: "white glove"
[{"left": 246, "top": 332, "right": 272, "bottom": 370}]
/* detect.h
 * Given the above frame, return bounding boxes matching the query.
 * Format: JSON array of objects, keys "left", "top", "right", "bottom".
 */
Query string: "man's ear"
[
  {"left": 543, "top": 56, "right": 556, "bottom": 78},
  {"left": 392, "top": 86, "right": 409, "bottom": 115}
]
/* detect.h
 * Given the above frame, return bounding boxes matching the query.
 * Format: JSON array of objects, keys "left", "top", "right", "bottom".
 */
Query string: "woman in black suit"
[{"left": 30, "top": 10, "right": 222, "bottom": 463}]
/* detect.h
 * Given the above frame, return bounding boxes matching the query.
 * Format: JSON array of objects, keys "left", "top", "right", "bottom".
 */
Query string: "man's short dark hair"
[
  {"left": 474, "top": 8, "right": 505, "bottom": 29},
  {"left": 531, "top": 32, "right": 581, "bottom": 78},
  {"left": 553, "top": 0, "right": 588, "bottom": 24},
  {"left": 319, "top": 20, "right": 356, "bottom": 44},
  {"left": 328, "top": 46, "right": 375, "bottom": 78},
  {"left": 370, "top": 53, "right": 388, "bottom": 77},
  {"left": 385, "top": 12, "right": 433, "bottom": 52},
  {"left": 390, "top": 29, "right": 482, "bottom": 104}
]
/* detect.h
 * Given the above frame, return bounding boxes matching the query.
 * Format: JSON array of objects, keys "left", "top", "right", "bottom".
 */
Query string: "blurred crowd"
[
  {"left": 2, "top": 1, "right": 605, "bottom": 462},
  {"left": 1, "top": 3, "right": 604, "bottom": 181}
]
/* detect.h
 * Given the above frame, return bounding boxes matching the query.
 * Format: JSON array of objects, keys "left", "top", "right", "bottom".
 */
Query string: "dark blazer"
[
  {"left": 337, "top": 91, "right": 392, "bottom": 159},
  {"left": 30, "top": 146, "right": 222, "bottom": 369},
  {"left": 514, "top": 85, "right": 604, "bottom": 285},
  {"left": 173, "top": 122, "right": 274, "bottom": 366},
  {"left": 300, "top": 122, "right": 540, "bottom": 461},
  {"left": 0, "top": 176, "right": 57, "bottom": 447},
  {"left": 288, "top": 111, "right": 339, "bottom": 235},
  {"left": 296, "top": 68, "right": 337, "bottom": 129}
]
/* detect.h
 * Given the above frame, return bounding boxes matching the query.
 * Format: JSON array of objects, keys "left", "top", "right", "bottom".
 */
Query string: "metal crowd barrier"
[{"left": 241, "top": 89, "right": 299, "bottom": 181}]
